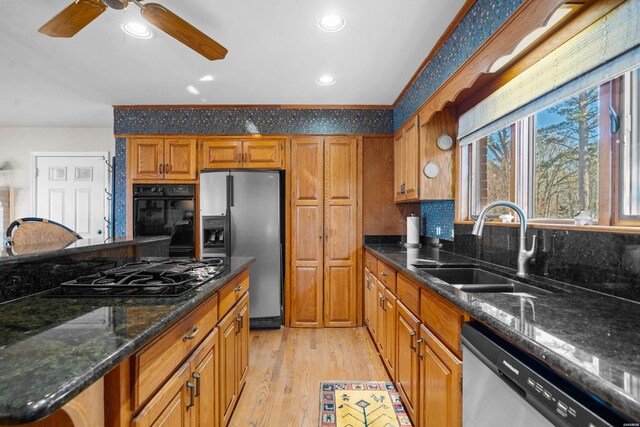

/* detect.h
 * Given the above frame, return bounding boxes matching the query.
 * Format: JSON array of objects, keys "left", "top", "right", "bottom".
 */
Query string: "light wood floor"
[{"left": 229, "top": 327, "right": 389, "bottom": 427}]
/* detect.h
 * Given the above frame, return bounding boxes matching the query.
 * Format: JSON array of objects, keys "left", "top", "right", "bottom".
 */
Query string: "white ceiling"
[{"left": 0, "top": 0, "right": 465, "bottom": 127}]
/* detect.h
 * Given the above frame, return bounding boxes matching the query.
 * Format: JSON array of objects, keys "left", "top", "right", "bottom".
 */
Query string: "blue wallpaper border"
[{"left": 114, "top": 107, "right": 394, "bottom": 136}]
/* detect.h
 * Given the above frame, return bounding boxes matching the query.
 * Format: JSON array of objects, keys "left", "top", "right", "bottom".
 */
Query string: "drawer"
[
  {"left": 219, "top": 269, "right": 250, "bottom": 319},
  {"left": 396, "top": 274, "right": 420, "bottom": 316},
  {"left": 133, "top": 293, "right": 218, "bottom": 409},
  {"left": 365, "top": 251, "right": 378, "bottom": 277},
  {"left": 377, "top": 260, "right": 397, "bottom": 293},
  {"left": 420, "top": 288, "right": 466, "bottom": 358}
]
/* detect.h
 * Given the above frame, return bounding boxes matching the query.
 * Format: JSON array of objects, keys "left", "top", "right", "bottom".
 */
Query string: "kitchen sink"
[{"left": 417, "top": 267, "right": 553, "bottom": 294}]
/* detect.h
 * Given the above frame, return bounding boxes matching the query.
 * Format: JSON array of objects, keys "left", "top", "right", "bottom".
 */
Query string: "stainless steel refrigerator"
[{"left": 200, "top": 171, "right": 283, "bottom": 329}]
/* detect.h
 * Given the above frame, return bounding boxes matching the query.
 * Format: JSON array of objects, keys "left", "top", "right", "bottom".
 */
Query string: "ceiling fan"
[{"left": 38, "top": 0, "right": 228, "bottom": 61}]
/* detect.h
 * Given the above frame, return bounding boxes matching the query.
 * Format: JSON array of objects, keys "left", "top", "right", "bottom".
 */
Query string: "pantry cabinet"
[
  {"left": 290, "top": 136, "right": 360, "bottom": 328},
  {"left": 202, "top": 138, "right": 285, "bottom": 170},
  {"left": 131, "top": 138, "right": 197, "bottom": 180}
]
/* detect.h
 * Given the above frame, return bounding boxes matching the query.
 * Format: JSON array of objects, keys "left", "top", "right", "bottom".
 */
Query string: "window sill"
[{"left": 454, "top": 220, "right": 640, "bottom": 234}]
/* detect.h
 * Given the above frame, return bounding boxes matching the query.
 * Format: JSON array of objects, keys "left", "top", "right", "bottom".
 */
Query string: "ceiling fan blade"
[
  {"left": 140, "top": 3, "right": 228, "bottom": 61},
  {"left": 39, "top": 0, "right": 107, "bottom": 38}
]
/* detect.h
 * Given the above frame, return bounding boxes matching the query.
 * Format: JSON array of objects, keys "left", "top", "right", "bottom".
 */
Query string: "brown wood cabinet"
[
  {"left": 419, "top": 325, "right": 462, "bottom": 427},
  {"left": 364, "top": 268, "right": 376, "bottom": 335},
  {"left": 290, "top": 137, "right": 359, "bottom": 327},
  {"left": 202, "top": 138, "right": 285, "bottom": 170},
  {"left": 396, "top": 300, "right": 421, "bottom": 424},
  {"left": 394, "top": 117, "right": 420, "bottom": 202},
  {"left": 131, "top": 138, "right": 197, "bottom": 180},
  {"left": 190, "top": 330, "right": 219, "bottom": 427},
  {"left": 236, "top": 293, "right": 250, "bottom": 391},
  {"left": 383, "top": 287, "right": 397, "bottom": 380}
]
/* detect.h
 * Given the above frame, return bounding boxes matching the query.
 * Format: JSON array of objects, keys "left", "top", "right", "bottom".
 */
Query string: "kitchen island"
[
  {"left": 0, "top": 236, "right": 254, "bottom": 426},
  {"left": 365, "top": 244, "right": 640, "bottom": 422}
]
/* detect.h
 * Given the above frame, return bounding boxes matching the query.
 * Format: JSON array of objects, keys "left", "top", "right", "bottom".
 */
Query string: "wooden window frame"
[{"left": 457, "top": 77, "right": 640, "bottom": 232}]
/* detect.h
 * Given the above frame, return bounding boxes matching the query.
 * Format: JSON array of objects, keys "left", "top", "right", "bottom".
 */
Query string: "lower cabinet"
[
  {"left": 132, "top": 329, "right": 219, "bottom": 427},
  {"left": 364, "top": 268, "right": 375, "bottom": 335},
  {"left": 419, "top": 325, "right": 462, "bottom": 427},
  {"left": 395, "top": 301, "right": 421, "bottom": 424},
  {"left": 219, "top": 292, "right": 250, "bottom": 426},
  {"left": 382, "top": 288, "right": 397, "bottom": 380}
]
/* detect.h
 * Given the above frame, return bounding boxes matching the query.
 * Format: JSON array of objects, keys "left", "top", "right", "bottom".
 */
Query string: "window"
[
  {"left": 532, "top": 87, "right": 600, "bottom": 220},
  {"left": 463, "top": 68, "right": 640, "bottom": 227},
  {"left": 471, "top": 125, "right": 514, "bottom": 215}
]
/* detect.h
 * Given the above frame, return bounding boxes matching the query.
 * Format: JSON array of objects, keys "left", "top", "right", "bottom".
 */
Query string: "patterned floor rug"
[{"left": 319, "top": 381, "right": 412, "bottom": 427}]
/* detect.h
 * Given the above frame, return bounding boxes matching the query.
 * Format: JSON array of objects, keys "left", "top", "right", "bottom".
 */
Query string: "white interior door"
[{"left": 33, "top": 153, "right": 108, "bottom": 239}]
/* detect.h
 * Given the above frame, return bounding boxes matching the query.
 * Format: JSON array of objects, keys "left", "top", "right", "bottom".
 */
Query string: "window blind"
[{"left": 458, "top": 0, "right": 640, "bottom": 146}]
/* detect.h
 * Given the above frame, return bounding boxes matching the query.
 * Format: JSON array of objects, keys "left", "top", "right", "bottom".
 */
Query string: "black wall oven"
[{"left": 133, "top": 184, "right": 195, "bottom": 258}]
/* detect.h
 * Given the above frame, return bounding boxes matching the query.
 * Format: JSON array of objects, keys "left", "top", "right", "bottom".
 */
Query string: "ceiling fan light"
[
  {"left": 122, "top": 21, "right": 152, "bottom": 39},
  {"left": 316, "top": 75, "right": 336, "bottom": 86},
  {"left": 318, "top": 15, "right": 345, "bottom": 32}
]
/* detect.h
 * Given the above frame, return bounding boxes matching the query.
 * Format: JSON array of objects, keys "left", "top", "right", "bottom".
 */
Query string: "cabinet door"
[
  {"left": 394, "top": 132, "right": 404, "bottom": 202},
  {"left": 165, "top": 139, "right": 197, "bottom": 180},
  {"left": 190, "top": 329, "right": 218, "bottom": 427},
  {"left": 131, "top": 138, "right": 164, "bottom": 180},
  {"left": 419, "top": 325, "right": 462, "bottom": 427},
  {"left": 236, "top": 293, "right": 250, "bottom": 392},
  {"left": 243, "top": 139, "right": 284, "bottom": 169},
  {"left": 323, "top": 136, "right": 358, "bottom": 327},
  {"left": 290, "top": 137, "right": 324, "bottom": 327},
  {"left": 132, "top": 362, "right": 191, "bottom": 427},
  {"left": 396, "top": 300, "right": 420, "bottom": 424},
  {"left": 363, "top": 269, "right": 373, "bottom": 332},
  {"left": 202, "top": 139, "right": 243, "bottom": 169},
  {"left": 375, "top": 280, "right": 386, "bottom": 356},
  {"left": 403, "top": 117, "right": 420, "bottom": 201},
  {"left": 218, "top": 308, "right": 238, "bottom": 426},
  {"left": 384, "top": 289, "right": 397, "bottom": 381}
]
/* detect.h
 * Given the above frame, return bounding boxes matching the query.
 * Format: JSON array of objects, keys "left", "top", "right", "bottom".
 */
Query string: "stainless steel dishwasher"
[{"left": 462, "top": 322, "right": 634, "bottom": 427}]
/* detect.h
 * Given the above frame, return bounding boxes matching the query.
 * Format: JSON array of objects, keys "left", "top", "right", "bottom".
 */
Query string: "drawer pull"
[
  {"left": 417, "top": 338, "right": 424, "bottom": 359},
  {"left": 236, "top": 315, "right": 242, "bottom": 334},
  {"left": 381, "top": 271, "right": 388, "bottom": 277},
  {"left": 183, "top": 326, "right": 200, "bottom": 341},
  {"left": 186, "top": 381, "right": 196, "bottom": 409},
  {"left": 234, "top": 285, "right": 243, "bottom": 292},
  {"left": 192, "top": 372, "right": 201, "bottom": 397}
]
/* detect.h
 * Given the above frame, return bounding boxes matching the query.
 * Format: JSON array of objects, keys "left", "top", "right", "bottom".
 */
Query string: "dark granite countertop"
[
  {"left": 0, "top": 256, "right": 254, "bottom": 424},
  {"left": 0, "top": 236, "right": 170, "bottom": 264},
  {"left": 366, "top": 244, "right": 640, "bottom": 421}
]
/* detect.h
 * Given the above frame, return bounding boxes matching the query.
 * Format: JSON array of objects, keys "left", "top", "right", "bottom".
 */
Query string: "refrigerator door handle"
[{"left": 228, "top": 174, "right": 234, "bottom": 207}]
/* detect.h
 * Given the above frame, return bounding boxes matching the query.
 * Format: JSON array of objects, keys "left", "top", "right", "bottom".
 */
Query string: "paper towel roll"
[{"left": 407, "top": 215, "right": 420, "bottom": 245}]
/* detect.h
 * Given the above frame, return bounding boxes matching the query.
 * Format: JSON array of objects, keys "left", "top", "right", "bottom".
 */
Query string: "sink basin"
[{"left": 419, "top": 267, "right": 553, "bottom": 294}]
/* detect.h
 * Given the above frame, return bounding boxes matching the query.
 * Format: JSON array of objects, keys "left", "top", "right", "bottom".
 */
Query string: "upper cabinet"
[
  {"left": 394, "top": 108, "right": 456, "bottom": 202},
  {"left": 131, "top": 138, "right": 197, "bottom": 181},
  {"left": 394, "top": 117, "right": 419, "bottom": 202},
  {"left": 202, "top": 138, "right": 285, "bottom": 170}
]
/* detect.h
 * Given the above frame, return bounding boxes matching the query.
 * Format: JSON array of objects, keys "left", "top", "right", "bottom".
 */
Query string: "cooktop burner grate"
[{"left": 47, "top": 258, "right": 229, "bottom": 298}]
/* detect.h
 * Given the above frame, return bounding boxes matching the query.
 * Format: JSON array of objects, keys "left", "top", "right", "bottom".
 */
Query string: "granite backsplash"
[{"left": 448, "top": 223, "right": 640, "bottom": 302}]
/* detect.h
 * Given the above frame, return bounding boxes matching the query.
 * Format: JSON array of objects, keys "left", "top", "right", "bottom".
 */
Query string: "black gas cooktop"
[{"left": 47, "top": 258, "right": 230, "bottom": 298}]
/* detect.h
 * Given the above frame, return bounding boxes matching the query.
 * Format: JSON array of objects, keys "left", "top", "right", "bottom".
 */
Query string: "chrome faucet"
[{"left": 471, "top": 201, "right": 537, "bottom": 277}]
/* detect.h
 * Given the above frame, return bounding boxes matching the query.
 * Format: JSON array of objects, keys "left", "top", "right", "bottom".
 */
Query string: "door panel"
[
  {"left": 375, "top": 281, "right": 386, "bottom": 355},
  {"left": 324, "top": 137, "right": 357, "bottom": 327},
  {"left": 243, "top": 139, "right": 284, "bottom": 169},
  {"left": 324, "top": 266, "right": 354, "bottom": 324},
  {"left": 132, "top": 362, "right": 190, "bottom": 427},
  {"left": 237, "top": 293, "right": 250, "bottom": 391},
  {"left": 396, "top": 301, "right": 420, "bottom": 424},
  {"left": 202, "top": 139, "right": 242, "bottom": 169},
  {"left": 403, "top": 117, "right": 419, "bottom": 200},
  {"left": 190, "top": 329, "right": 218, "bottom": 427},
  {"left": 384, "top": 290, "right": 397, "bottom": 381},
  {"left": 290, "top": 138, "right": 324, "bottom": 328},
  {"left": 420, "top": 325, "right": 462, "bottom": 427},
  {"left": 219, "top": 309, "right": 237, "bottom": 426},
  {"left": 35, "top": 155, "right": 106, "bottom": 239},
  {"left": 132, "top": 138, "right": 164, "bottom": 179},
  {"left": 166, "top": 139, "right": 197, "bottom": 179}
]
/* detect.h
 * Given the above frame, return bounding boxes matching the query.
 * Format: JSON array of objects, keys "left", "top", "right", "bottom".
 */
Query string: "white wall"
[{"left": 0, "top": 127, "right": 114, "bottom": 221}]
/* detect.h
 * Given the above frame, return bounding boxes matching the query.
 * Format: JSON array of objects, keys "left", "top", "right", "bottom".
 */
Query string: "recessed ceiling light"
[
  {"left": 199, "top": 75, "right": 215, "bottom": 82},
  {"left": 122, "top": 22, "right": 152, "bottom": 39},
  {"left": 316, "top": 75, "right": 336, "bottom": 86},
  {"left": 319, "top": 15, "right": 345, "bottom": 32},
  {"left": 186, "top": 85, "right": 200, "bottom": 95}
]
